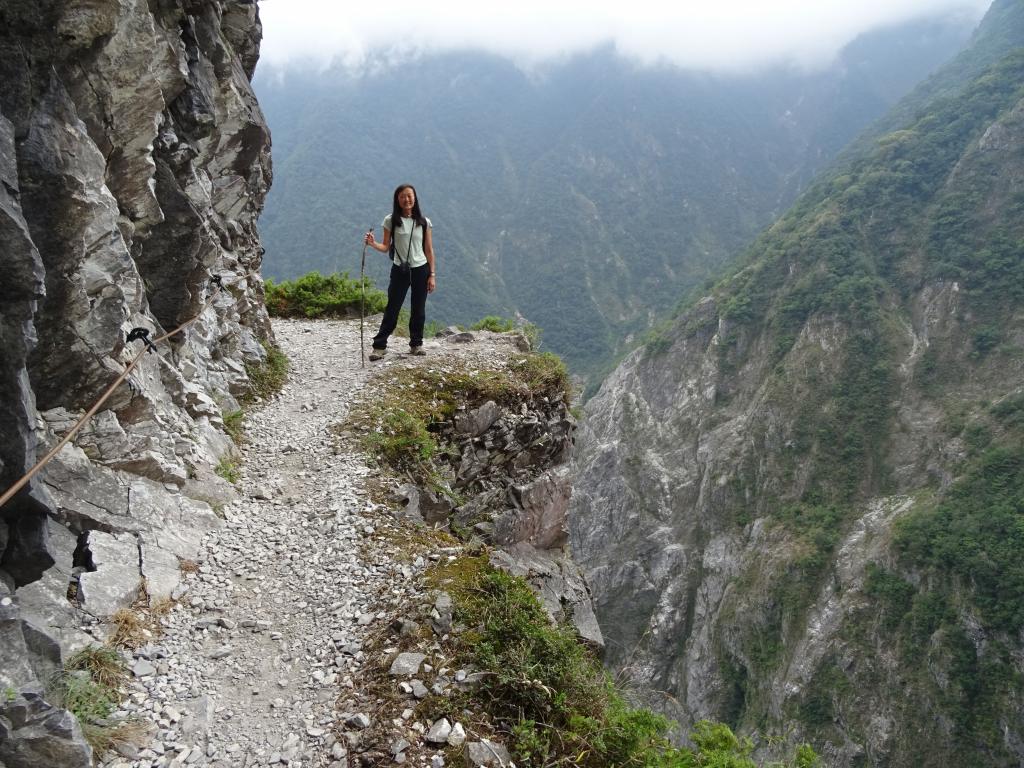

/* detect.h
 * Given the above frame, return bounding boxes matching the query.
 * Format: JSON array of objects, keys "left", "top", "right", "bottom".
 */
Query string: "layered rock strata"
[
  {"left": 389, "top": 332, "right": 603, "bottom": 649},
  {"left": 0, "top": 0, "right": 271, "bottom": 761}
]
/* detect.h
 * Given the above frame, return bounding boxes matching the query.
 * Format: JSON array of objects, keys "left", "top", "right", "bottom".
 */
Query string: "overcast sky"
[{"left": 256, "top": 0, "right": 991, "bottom": 73}]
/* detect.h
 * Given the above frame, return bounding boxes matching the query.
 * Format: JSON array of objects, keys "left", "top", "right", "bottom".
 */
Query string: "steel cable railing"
[{"left": 0, "top": 271, "right": 258, "bottom": 510}]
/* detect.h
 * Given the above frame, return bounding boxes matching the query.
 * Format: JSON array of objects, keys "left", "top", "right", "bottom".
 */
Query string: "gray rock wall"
[{"left": 0, "top": 0, "right": 271, "bottom": 760}]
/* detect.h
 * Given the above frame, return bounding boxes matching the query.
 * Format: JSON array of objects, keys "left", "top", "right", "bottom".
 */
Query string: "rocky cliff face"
[
  {"left": 0, "top": 0, "right": 270, "bottom": 762},
  {"left": 352, "top": 331, "right": 604, "bottom": 649},
  {"left": 571, "top": 3, "right": 1024, "bottom": 766}
]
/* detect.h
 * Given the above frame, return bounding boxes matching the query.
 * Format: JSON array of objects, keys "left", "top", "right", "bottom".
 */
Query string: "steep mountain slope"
[
  {"left": 570, "top": 1, "right": 1024, "bottom": 765},
  {"left": 254, "top": 17, "right": 974, "bottom": 379}
]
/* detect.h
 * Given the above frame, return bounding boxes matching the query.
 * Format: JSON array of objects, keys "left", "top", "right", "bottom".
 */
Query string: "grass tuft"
[
  {"left": 109, "top": 586, "right": 176, "bottom": 649},
  {"left": 215, "top": 456, "right": 241, "bottom": 484},
  {"left": 109, "top": 608, "right": 149, "bottom": 650},
  {"left": 65, "top": 646, "right": 127, "bottom": 694},
  {"left": 54, "top": 646, "right": 147, "bottom": 756},
  {"left": 244, "top": 341, "right": 289, "bottom": 403},
  {"left": 362, "top": 410, "right": 437, "bottom": 470},
  {"left": 223, "top": 409, "right": 245, "bottom": 444},
  {"left": 514, "top": 351, "right": 571, "bottom": 395}
]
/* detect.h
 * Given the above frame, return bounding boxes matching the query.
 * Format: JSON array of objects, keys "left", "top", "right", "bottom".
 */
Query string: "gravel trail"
[{"left": 106, "top": 319, "right": 429, "bottom": 768}]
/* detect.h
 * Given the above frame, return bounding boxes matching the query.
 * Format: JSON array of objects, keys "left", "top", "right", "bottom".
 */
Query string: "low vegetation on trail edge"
[
  {"left": 243, "top": 340, "right": 290, "bottom": 404},
  {"left": 345, "top": 350, "right": 571, "bottom": 483},
  {"left": 357, "top": 547, "right": 819, "bottom": 767},
  {"left": 52, "top": 645, "right": 146, "bottom": 756},
  {"left": 429, "top": 555, "right": 820, "bottom": 767},
  {"left": 265, "top": 271, "right": 387, "bottom": 319},
  {"left": 222, "top": 338, "right": 290, "bottom": 449}
]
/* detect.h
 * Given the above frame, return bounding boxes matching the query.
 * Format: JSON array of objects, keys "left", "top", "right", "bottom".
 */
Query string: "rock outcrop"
[
  {"left": 0, "top": 0, "right": 271, "bottom": 759},
  {"left": 387, "top": 357, "right": 602, "bottom": 650}
]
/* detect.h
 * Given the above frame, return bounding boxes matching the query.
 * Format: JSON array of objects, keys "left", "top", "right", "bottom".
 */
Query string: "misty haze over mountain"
[{"left": 255, "top": 13, "right": 976, "bottom": 379}]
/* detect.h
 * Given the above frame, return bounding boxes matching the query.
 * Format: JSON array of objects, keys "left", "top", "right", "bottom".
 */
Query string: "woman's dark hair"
[{"left": 389, "top": 183, "right": 427, "bottom": 258}]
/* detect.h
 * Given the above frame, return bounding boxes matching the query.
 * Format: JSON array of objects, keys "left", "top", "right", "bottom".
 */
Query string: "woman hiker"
[{"left": 363, "top": 184, "right": 436, "bottom": 360}]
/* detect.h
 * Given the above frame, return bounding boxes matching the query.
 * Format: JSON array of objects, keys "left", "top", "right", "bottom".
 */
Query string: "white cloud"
[{"left": 256, "top": 0, "right": 991, "bottom": 73}]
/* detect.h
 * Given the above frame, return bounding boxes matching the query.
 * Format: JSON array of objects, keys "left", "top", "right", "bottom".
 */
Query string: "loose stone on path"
[
  {"left": 99, "top": 319, "right": 412, "bottom": 768},
  {"left": 100, "top": 319, "right": 526, "bottom": 768}
]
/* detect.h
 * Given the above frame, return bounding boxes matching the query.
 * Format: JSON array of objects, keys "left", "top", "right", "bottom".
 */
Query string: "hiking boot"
[
  {"left": 409, "top": 346, "right": 426, "bottom": 356},
  {"left": 369, "top": 348, "right": 387, "bottom": 361}
]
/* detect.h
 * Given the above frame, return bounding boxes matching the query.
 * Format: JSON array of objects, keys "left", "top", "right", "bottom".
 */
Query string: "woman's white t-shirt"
[{"left": 383, "top": 214, "right": 431, "bottom": 268}]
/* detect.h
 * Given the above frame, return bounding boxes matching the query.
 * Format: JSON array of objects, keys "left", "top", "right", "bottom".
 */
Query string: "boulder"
[
  {"left": 492, "top": 468, "right": 572, "bottom": 550},
  {"left": 490, "top": 544, "right": 604, "bottom": 650},
  {"left": 2, "top": 512, "right": 56, "bottom": 588},
  {"left": 454, "top": 401, "right": 501, "bottom": 437},
  {"left": 388, "top": 652, "right": 426, "bottom": 677},
  {"left": 0, "top": 686, "right": 93, "bottom": 768},
  {"left": 463, "top": 740, "right": 511, "bottom": 767},
  {"left": 16, "top": 517, "right": 93, "bottom": 653},
  {"left": 394, "top": 485, "right": 452, "bottom": 526},
  {"left": 425, "top": 718, "right": 452, "bottom": 744},
  {"left": 431, "top": 592, "right": 453, "bottom": 635},
  {"left": 77, "top": 531, "right": 141, "bottom": 619},
  {"left": 140, "top": 537, "right": 182, "bottom": 604},
  {"left": 19, "top": 618, "right": 65, "bottom": 688},
  {"left": 0, "top": 589, "right": 35, "bottom": 689}
]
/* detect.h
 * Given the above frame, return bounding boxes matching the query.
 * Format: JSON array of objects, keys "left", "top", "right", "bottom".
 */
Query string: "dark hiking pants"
[{"left": 372, "top": 263, "right": 430, "bottom": 350}]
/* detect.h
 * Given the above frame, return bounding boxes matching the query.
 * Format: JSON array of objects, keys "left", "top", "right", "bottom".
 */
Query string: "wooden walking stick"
[{"left": 360, "top": 229, "right": 371, "bottom": 368}]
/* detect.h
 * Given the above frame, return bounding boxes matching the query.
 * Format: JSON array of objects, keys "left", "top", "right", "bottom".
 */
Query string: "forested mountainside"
[
  {"left": 254, "top": 15, "right": 974, "bottom": 380},
  {"left": 571, "top": 0, "right": 1024, "bottom": 765}
]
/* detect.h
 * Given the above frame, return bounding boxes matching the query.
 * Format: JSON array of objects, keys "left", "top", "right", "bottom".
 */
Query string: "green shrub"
[
  {"left": 272, "top": 271, "right": 383, "bottom": 318},
  {"left": 886, "top": 439, "right": 1024, "bottom": 746},
  {"left": 644, "top": 330, "right": 673, "bottom": 356},
  {"left": 972, "top": 325, "right": 1002, "bottom": 354},
  {"left": 62, "top": 647, "right": 126, "bottom": 705},
  {"left": 990, "top": 392, "right": 1024, "bottom": 427},
  {"left": 61, "top": 670, "right": 116, "bottom": 723},
  {"left": 362, "top": 410, "right": 437, "bottom": 469},
  {"left": 864, "top": 564, "right": 916, "bottom": 631},
  {"left": 515, "top": 351, "right": 572, "bottom": 399},
  {"left": 471, "top": 315, "right": 516, "bottom": 332},
  {"left": 521, "top": 323, "right": 542, "bottom": 350},
  {"left": 896, "top": 445, "right": 1024, "bottom": 634},
  {"left": 265, "top": 271, "right": 386, "bottom": 318}
]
